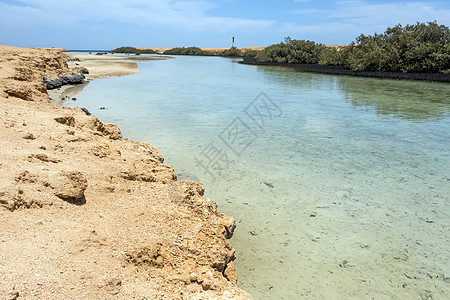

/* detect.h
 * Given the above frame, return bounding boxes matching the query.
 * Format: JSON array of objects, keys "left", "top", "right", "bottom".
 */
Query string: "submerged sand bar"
[
  {"left": 48, "top": 54, "right": 174, "bottom": 103},
  {"left": 68, "top": 54, "right": 173, "bottom": 80}
]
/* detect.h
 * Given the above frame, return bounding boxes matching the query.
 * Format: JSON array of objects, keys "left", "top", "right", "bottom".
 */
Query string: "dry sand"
[{"left": 0, "top": 45, "right": 251, "bottom": 299}]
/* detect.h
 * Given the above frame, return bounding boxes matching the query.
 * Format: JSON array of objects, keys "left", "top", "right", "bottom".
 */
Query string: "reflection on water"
[
  {"left": 338, "top": 77, "right": 450, "bottom": 122},
  {"left": 257, "top": 65, "right": 450, "bottom": 123}
]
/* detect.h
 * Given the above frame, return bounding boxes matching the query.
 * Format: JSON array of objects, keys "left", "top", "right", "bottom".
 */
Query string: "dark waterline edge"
[{"left": 239, "top": 57, "right": 450, "bottom": 83}]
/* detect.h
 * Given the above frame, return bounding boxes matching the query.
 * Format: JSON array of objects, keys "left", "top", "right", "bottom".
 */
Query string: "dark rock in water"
[
  {"left": 99, "top": 107, "right": 106, "bottom": 110},
  {"left": 81, "top": 108, "right": 91, "bottom": 116},
  {"left": 262, "top": 182, "right": 274, "bottom": 189},
  {"left": 72, "top": 97, "right": 77, "bottom": 101},
  {"left": 43, "top": 67, "right": 89, "bottom": 89}
]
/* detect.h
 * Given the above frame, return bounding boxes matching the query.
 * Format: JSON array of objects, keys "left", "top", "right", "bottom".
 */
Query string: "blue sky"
[{"left": 0, "top": 0, "right": 449, "bottom": 49}]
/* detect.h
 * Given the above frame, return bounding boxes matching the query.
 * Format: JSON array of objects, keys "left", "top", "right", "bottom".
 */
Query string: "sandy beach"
[{"left": 0, "top": 46, "right": 251, "bottom": 299}]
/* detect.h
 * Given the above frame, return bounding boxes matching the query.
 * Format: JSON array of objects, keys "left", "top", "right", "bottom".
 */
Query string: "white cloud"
[
  {"left": 283, "top": 1, "right": 450, "bottom": 43},
  {"left": 0, "top": 0, "right": 276, "bottom": 32}
]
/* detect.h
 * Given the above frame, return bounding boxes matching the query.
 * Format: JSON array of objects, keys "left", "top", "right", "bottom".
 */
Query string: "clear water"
[{"left": 60, "top": 56, "right": 450, "bottom": 299}]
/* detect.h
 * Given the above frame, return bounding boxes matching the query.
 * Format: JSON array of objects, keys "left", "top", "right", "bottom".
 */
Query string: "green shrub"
[
  {"left": 256, "top": 37, "right": 324, "bottom": 64},
  {"left": 343, "top": 22, "right": 449, "bottom": 72},
  {"left": 319, "top": 46, "right": 353, "bottom": 66},
  {"left": 219, "top": 47, "right": 243, "bottom": 57},
  {"left": 241, "top": 49, "right": 260, "bottom": 57},
  {"left": 163, "top": 47, "right": 214, "bottom": 56},
  {"left": 258, "top": 22, "right": 449, "bottom": 73},
  {"left": 111, "top": 47, "right": 157, "bottom": 54}
]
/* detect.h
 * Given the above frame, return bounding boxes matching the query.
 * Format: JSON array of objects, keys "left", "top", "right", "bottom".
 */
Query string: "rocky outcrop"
[
  {"left": 0, "top": 46, "right": 251, "bottom": 299},
  {"left": 0, "top": 46, "right": 70, "bottom": 101},
  {"left": 43, "top": 67, "right": 89, "bottom": 89},
  {"left": 51, "top": 171, "right": 88, "bottom": 200}
]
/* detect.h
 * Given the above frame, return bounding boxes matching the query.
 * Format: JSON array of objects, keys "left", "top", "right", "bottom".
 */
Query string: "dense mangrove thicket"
[{"left": 256, "top": 22, "right": 450, "bottom": 73}]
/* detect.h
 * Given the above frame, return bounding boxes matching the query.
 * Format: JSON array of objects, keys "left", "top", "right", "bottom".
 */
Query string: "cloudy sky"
[{"left": 0, "top": 0, "right": 449, "bottom": 49}]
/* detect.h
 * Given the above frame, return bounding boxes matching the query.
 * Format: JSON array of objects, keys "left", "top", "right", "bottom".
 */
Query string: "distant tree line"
[
  {"left": 163, "top": 47, "right": 214, "bottom": 56},
  {"left": 110, "top": 46, "right": 260, "bottom": 57},
  {"left": 162, "top": 46, "right": 259, "bottom": 57},
  {"left": 111, "top": 47, "right": 157, "bottom": 55},
  {"left": 255, "top": 22, "right": 449, "bottom": 73}
]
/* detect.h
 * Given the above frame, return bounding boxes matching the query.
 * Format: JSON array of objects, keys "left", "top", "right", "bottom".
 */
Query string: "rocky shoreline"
[{"left": 0, "top": 46, "right": 251, "bottom": 299}]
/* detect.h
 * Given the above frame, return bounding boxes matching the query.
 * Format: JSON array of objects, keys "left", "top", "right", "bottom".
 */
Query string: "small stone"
[
  {"left": 106, "top": 278, "right": 122, "bottom": 295},
  {"left": 72, "top": 97, "right": 77, "bottom": 101},
  {"left": 8, "top": 289, "right": 19, "bottom": 300},
  {"left": 23, "top": 133, "right": 35, "bottom": 140},
  {"left": 108, "top": 278, "right": 122, "bottom": 287},
  {"left": 202, "top": 280, "right": 211, "bottom": 290},
  {"left": 262, "top": 182, "right": 274, "bottom": 188},
  {"left": 54, "top": 116, "right": 75, "bottom": 127},
  {"left": 52, "top": 171, "right": 88, "bottom": 201},
  {"left": 81, "top": 108, "right": 91, "bottom": 116},
  {"left": 190, "top": 273, "right": 198, "bottom": 282}
]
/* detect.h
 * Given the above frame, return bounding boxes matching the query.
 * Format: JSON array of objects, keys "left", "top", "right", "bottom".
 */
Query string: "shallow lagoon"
[{"left": 60, "top": 56, "right": 450, "bottom": 299}]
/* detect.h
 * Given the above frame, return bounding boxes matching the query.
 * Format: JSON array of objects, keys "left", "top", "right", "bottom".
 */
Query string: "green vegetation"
[
  {"left": 256, "top": 22, "right": 450, "bottom": 73},
  {"left": 111, "top": 47, "right": 157, "bottom": 54},
  {"left": 162, "top": 46, "right": 259, "bottom": 57},
  {"left": 241, "top": 49, "right": 259, "bottom": 57},
  {"left": 163, "top": 47, "right": 214, "bottom": 56},
  {"left": 111, "top": 46, "right": 259, "bottom": 57},
  {"left": 220, "top": 47, "right": 243, "bottom": 57},
  {"left": 256, "top": 37, "right": 325, "bottom": 63}
]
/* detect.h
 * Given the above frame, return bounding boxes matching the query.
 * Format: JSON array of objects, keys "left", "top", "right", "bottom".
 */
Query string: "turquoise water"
[{"left": 60, "top": 56, "right": 450, "bottom": 299}]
